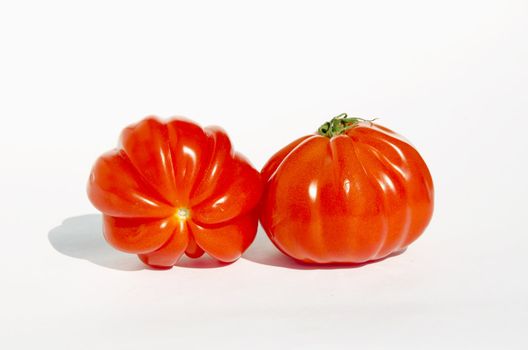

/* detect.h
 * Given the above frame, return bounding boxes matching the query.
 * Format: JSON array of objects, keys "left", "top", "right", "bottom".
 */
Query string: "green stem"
[{"left": 317, "top": 113, "right": 377, "bottom": 138}]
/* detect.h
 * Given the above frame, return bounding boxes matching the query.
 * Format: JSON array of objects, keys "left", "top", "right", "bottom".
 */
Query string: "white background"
[{"left": 1, "top": 1, "right": 527, "bottom": 349}]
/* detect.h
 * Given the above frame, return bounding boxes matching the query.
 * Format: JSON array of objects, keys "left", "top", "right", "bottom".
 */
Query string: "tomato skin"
[
  {"left": 88, "top": 116, "right": 262, "bottom": 268},
  {"left": 260, "top": 123, "right": 434, "bottom": 264}
]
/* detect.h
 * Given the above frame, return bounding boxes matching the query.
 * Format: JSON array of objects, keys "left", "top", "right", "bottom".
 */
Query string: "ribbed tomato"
[
  {"left": 260, "top": 114, "right": 434, "bottom": 264},
  {"left": 87, "top": 117, "right": 262, "bottom": 268}
]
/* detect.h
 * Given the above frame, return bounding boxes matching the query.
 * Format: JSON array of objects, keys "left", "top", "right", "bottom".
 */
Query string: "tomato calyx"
[
  {"left": 175, "top": 207, "right": 191, "bottom": 221},
  {"left": 317, "top": 113, "right": 377, "bottom": 138}
]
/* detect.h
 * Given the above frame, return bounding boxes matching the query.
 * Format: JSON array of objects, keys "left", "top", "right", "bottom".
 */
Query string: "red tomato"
[
  {"left": 260, "top": 114, "right": 434, "bottom": 264},
  {"left": 87, "top": 117, "right": 262, "bottom": 268}
]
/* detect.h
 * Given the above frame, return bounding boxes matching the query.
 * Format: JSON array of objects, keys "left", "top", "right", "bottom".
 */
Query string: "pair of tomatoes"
[{"left": 88, "top": 114, "right": 434, "bottom": 268}]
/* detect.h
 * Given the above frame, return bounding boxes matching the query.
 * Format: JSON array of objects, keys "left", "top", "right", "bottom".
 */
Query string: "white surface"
[{"left": 1, "top": 1, "right": 527, "bottom": 349}]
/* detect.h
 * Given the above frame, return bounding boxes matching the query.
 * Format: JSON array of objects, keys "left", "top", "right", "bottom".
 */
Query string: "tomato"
[
  {"left": 87, "top": 117, "right": 262, "bottom": 268},
  {"left": 260, "top": 114, "right": 434, "bottom": 264}
]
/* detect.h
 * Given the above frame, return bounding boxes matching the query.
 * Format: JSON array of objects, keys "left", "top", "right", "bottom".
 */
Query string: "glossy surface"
[
  {"left": 88, "top": 117, "right": 262, "bottom": 268},
  {"left": 260, "top": 123, "right": 434, "bottom": 264}
]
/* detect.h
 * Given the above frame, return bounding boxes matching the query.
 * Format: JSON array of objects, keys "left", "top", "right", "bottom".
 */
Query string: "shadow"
[
  {"left": 48, "top": 214, "right": 146, "bottom": 271},
  {"left": 48, "top": 214, "right": 230, "bottom": 271},
  {"left": 242, "top": 225, "right": 407, "bottom": 270},
  {"left": 177, "top": 255, "right": 233, "bottom": 269}
]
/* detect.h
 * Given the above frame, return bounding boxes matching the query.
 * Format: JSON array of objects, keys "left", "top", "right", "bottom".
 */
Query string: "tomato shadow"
[
  {"left": 242, "top": 225, "right": 406, "bottom": 270},
  {"left": 48, "top": 214, "right": 227, "bottom": 271}
]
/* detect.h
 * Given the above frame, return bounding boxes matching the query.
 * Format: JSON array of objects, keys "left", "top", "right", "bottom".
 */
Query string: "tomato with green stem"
[{"left": 260, "top": 113, "right": 434, "bottom": 264}]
